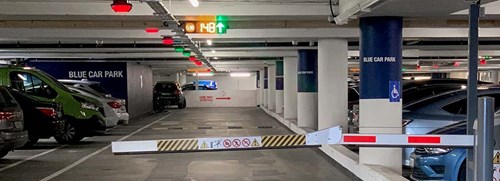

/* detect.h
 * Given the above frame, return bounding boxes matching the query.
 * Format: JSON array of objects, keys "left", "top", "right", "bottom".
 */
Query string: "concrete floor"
[{"left": 0, "top": 108, "right": 359, "bottom": 181}]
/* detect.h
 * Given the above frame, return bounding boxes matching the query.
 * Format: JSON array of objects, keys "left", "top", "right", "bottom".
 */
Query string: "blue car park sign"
[{"left": 389, "top": 81, "right": 401, "bottom": 102}]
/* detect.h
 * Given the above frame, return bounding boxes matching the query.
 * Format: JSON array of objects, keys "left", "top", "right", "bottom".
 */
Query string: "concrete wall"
[
  {"left": 153, "top": 74, "right": 176, "bottom": 83},
  {"left": 185, "top": 90, "right": 257, "bottom": 107},
  {"left": 127, "top": 63, "right": 153, "bottom": 119},
  {"left": 186, "top": 74, "right": 257, "bottom": 90}
]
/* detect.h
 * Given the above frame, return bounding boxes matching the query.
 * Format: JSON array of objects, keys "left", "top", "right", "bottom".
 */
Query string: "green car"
[{"left": 0, "top": 67, "right": 106, "bottom": 144}]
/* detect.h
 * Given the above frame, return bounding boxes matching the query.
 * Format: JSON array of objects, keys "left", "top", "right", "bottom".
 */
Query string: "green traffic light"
[
  {"left": 175, "top": 47, "right": 185, "bottom": 52},
  {"left": 183, "top": 51, "right": 191, "bottom": 57}
]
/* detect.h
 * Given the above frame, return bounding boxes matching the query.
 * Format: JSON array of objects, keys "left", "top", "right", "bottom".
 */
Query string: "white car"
[
  {"left": 59, "top": 79, "right": 112, "bottom": 98},
  {"left": 67, "top": 86, "right": 129, "bottom": 127}
]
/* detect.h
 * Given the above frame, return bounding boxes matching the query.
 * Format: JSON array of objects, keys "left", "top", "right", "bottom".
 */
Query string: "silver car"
[{"left": 67, "top": 86, "right": 129, "bottom": 127}]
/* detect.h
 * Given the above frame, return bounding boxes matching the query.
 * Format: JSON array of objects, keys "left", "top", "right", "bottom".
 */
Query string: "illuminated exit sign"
[{"left": 183, "top": 21, "right": 228, "bottom": 34}]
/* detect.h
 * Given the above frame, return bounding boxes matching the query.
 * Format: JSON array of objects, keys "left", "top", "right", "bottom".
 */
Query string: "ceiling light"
[
  {"left": 188, "top": 0, "right": 199, "bottom": 7},
  {"left": 230, "top": 72, "right": 251, "bottom": 77},
  {"left": 211, "top": 50, "right": 216, "bottom": 53},
  {"left": 214, "top": 57, "right": 219, "bottom": 59},
  {"left": 145, "top": 27, "right": 159, "bottom": 34},
  {"left": 111, "top": 0, "right": 133, "bottom": 13},
  {"left": 195, "top": 73, "right": 213, "bottom": 77},
  {"left": 207, "top": 40, "right": 213, "bottom": 46}
]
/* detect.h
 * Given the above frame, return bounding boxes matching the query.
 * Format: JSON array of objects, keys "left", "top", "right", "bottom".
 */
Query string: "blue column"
[
  {"left": 275, "top": 61, "right": 284, "bottom": 113},
  {"left": 297, "top": 50, "right": 318, "bottom": 129},
  {"left": 358, "top": 16, "right": 403, "bottom": 174},
  {"left": 263, "top": 67, "right": 269, "bottom": 107}
]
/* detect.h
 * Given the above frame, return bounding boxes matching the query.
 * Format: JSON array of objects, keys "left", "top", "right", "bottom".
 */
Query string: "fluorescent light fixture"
[
  {"left": 214, "top": 57, "right": 219, "bottom": 59},
  {"left": 195, "top": 73, "right": 213, "bottom": 77},
  {"left": 189, "top": 0, "right": 199, "bottom": 7},
  {"left": 211, "top": 50, "right": 216, "bottom": 53},
  {"left": 207, "top": 40, "right": 213, "bottom": 46},
  {"left": 230, "top": 72, "right": 251, "bottom": 77}
]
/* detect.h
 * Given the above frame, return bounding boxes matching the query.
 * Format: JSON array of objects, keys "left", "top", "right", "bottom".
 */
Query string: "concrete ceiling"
[{"left": 0, "top": 0, "right": 499, "bottom": 74}]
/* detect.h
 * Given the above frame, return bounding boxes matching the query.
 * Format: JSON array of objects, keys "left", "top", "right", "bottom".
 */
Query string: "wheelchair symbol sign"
[{"left": 389, "top": 81, "right": 400, "bottom": 102}]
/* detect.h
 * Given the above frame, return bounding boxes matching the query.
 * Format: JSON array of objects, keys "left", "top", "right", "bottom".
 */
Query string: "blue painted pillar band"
[
  {"left": 298, "top": 50, "right": 318, "bottom": 93},
  {"left": 264, "top": 67, "right": 268, "bottom": 89},
  {"left": 359, "top": 17, "right": 403, "bottom": 100},
  {"left": 276, "top": 61, "right": 284, "bottom": 90}
]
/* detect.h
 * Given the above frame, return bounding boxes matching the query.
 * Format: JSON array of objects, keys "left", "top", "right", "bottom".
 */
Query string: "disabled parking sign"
[{"left": 389, "top": 81, "right": 401, "bottom": 102}]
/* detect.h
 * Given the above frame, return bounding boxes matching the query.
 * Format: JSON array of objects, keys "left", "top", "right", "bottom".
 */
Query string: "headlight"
[
  {"left": 424, "top": 148, "right": 452, "bottom": 155},
  {"left": 81, "top": 102, "right": 99, "bottom": 111}
]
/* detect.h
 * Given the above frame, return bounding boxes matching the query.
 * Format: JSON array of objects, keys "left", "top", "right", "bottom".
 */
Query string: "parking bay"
[{"left": 0, "top": 108, "right": 358, "bottom": 181}]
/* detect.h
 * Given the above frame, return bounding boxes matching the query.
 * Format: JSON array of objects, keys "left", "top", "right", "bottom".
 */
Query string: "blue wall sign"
[
  {"left": 297, "top": 50, "right": 318, "bottom": 93},
  {"left": 27, "top": 61, "right": 128, "bottom": 99},
  {"left": 389, "top": 81, "right": 401, "bottom": 102},
  {"left": 359, "top": 17, "right": 403, "bottom": 100}
]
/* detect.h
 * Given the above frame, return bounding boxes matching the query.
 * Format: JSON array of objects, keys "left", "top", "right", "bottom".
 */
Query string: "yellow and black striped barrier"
[
  {"left": 157, "top": 139, "right": 198, "bottom": 152},
  {"left": 261, "top": 134, "right": 306, "bottom": 148},
  {"left": 111, "top": 126, "right": 343, "bottom": 154}
]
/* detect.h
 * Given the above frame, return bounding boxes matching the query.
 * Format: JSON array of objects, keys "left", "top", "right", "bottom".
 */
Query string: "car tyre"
[
  {"left": 55, "top": 121, "right": 83, "bottom": 144},
  {"left": 23, "top": 136, "right": 39, "bottom": 148},
  {"left": 0, "top": 149, "right": 9, "bottom": 159},
  {"left": 458, "top": 162, "right": 466, "bottom": 181}
]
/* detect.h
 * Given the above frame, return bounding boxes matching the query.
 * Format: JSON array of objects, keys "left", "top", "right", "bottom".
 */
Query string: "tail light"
[
  {"left": 108, "top": 101, "right": 121, "bottom": 109},
  {"left": 37, "top": 107, "right": 57, "bottom": 118},
  {"left": 0, "top": 112, "right": 14, "bottom": 120}
]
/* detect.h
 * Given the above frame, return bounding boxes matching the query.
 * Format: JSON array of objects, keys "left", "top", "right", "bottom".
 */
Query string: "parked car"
[
  {"left": 0, "top": 67, "right": 106, "bottom": 144},
  {"left": 8, "top": 88, "right": 65, "bottom": 147},
  {"left": 402, "top": 85, "right": 500, "bottom": 167},
  {"left": 58, "top": 79, "right": 112, "bottom": 98},
  {"left": 68, "top": 86, "right": 129, "bottom": 127},
  {"left": 181, "top": 83, "right": 216, "bottom": 91},
  {"left": 410, "top": 117, "right": 500, "bottom": 181},
  {"left": 153, "top": 81, "right": 186, "bottom": 112},
  {"left": 0, "top": 86, "right": 28, "bottom": 158}
]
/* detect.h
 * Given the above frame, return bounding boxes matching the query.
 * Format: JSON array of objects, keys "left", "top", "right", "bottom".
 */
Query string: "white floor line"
[
  {"left": 0, "top": 145, "right": 67, "bottom": 172},
  {"left": 39, "top": 113, "right": 174, "bottom": 181}
]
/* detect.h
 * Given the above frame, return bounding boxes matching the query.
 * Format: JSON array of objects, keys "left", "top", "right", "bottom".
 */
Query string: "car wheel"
[
  {"left": 458, "top": 162, "right": 466, "bottom": 181},
  {"left": 54, "top": 121, "right": 83, "bottom": 144},
  {"left": 23, "top": 136, "right": 39, "bottom": 148},
  {"left": 0, "top": 149, "right": 9, "bottom": 159},
  {"left": 177, "top": 102, "right": 184, "bottom": 109},
  {"left": 183, "top": 99, "right": 187, "bottom": 108}
]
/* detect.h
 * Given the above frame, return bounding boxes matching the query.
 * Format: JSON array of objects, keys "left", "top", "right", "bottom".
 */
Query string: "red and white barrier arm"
[{"left": 340, "top": 134, "right": 475, "bottom": 148}]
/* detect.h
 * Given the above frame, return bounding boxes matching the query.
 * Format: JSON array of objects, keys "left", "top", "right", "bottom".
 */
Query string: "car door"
[{"left": 9, "top": 72, "right": 58, "bottom": 101}]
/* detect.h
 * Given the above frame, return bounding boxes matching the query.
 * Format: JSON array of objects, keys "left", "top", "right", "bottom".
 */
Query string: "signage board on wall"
[{"left": 27, "top": 61, "right": 128, "bottom": 99}]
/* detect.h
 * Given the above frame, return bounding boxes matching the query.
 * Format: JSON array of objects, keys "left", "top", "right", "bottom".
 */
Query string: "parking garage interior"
[{"left": 1, "top": 0, "right": 500, "bottom": 181}]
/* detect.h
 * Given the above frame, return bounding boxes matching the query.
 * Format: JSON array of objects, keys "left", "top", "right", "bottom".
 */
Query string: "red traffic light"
[
  {"left": 416, "top": 65, "right": 421, "bottom": 70},
  {"left": 145, "top": 27, "right": 159, "bottom": 34},
  {"left": 194, "top": 61, "right": 203, "bottom": 66},
  {"left": 480, "top": 58, "right": 487, "bottom": 65},
  {"left": 162, "top": 37, "right": 174, "bottom": 45},
  {"left": 453, "top": 61, "right": 460, "bottom": 67},
  {"left": 189, "top": 56, "right": 197, "bottom": 61},
  {"left": 111, "top": 0, "right": 132, "bottom": 13}
]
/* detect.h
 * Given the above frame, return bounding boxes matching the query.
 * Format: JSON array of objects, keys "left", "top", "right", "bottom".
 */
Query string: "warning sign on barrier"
[
  {"left": 494, "top": 150, "right": 500, "bottom": 181},
  {"left": 198, "top": 136, "right": 261, "bottom": 150}
]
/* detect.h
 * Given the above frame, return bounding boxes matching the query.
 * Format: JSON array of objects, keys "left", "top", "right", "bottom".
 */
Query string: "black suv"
[
  {"left": 153, "top": 81, "right": 186, "bottom": 112},
  {"left": 0, "top": 86, "right": 28, "bottom": 158},
  {"left": 8, "top": 89, "right": 65, "bottom": 147}
]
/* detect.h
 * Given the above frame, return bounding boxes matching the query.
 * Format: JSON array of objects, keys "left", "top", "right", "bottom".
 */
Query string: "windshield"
[
  {"left": 36, "top": 70, "right": 72, "bottom": 92},
  {"left": 89, "top": 83, "right": 110, "bottom": 94}
]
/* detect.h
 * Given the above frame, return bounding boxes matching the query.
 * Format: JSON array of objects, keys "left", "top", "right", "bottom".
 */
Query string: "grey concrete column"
[
  {"left": 318, "top": 39, "right": 348, "bottom": 132},
  {"left": 297, "top": 50, "right": 318, "bottom": 130},
  {"left": 284, "top": 57, "right": 298, "bottom": 120},
  {"left": 267, "top": 64, "right": 276, "bottom": 111},
  {"left": 179, "top": 72, "right": 187, "bottom": 85}
]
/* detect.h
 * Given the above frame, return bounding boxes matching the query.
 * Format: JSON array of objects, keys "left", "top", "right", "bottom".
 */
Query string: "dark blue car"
[{"left": 410, "top": 116, "right": 500, "bottom": 181}]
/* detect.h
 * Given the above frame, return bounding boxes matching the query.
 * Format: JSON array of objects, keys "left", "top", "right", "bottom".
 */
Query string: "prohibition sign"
[
  {"left": 223, "top": 139, "right": 232, "bottom": 148},
  {"left": 242, "top": 138, "right": 251, "bottom": 147},
  {"left": 232, "top": 139, "right": 242, "bottom": 148}
]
